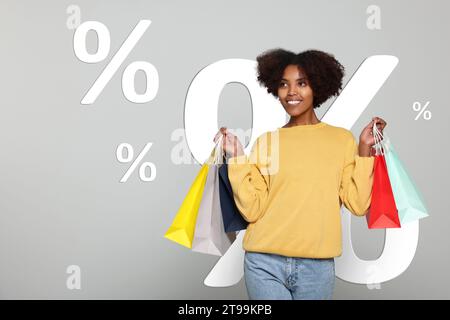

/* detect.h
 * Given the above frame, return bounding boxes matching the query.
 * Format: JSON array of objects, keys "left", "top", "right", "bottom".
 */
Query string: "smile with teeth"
[{"left": 287, "top": 100, "right": 302, "bottom": 105}]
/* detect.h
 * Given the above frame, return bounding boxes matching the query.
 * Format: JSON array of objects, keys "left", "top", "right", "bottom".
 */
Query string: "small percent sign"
[
  {"left": 412, "top": 101, "right": 432, "bottom": 120},
  {"left": 116, "top": 143, "right": 156, "bottom": 182},
  {"left": 73, "top": 19, "right": 159, "bottom": 104}
]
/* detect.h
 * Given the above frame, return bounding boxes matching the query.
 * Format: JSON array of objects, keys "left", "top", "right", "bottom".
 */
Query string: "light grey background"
[{"left": 0, "top": 0, "right": 448, "bottom": 299}]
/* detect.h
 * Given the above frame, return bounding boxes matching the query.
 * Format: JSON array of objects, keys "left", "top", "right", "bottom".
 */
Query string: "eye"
[
  {"left": 298, "top": 81, "right": 307, "bottom": 87},
  {"left": 279, "top": 82, "right": 287, "bottom": 88}
]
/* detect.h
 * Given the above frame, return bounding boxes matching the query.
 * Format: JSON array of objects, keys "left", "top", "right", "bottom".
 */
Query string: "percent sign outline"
[
  {"left": 190, "top": 56, "right": 419, "bottom": 287},
  {"left": 73, "top": 19, "right": 159, "bottom": 104},
  {"left": 117, "top": 142, "right": 156, "bottom": 182}
]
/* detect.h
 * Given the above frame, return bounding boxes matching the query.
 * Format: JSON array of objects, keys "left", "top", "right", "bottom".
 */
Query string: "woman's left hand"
[{"left": 359, "top": 117, "right": 387, "bottom": 156}]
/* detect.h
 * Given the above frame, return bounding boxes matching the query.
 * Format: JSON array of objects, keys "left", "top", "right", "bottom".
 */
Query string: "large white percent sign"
[
  {"left": 73, "top": 20, "right": 159, "bottom": 104},
  {"left": 184, "top": 57, "right": 419, "bottom": 287}
]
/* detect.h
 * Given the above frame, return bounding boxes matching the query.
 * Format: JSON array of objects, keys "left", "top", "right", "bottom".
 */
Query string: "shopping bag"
[
  {"left": 191, "top": 164, "right": 236, "bottom": 256},
  {"left": 366, "top": 123, "right": 401, "bottom": 229},
  {"left": 218, "top": 155, "right": 248, "bottom": 232},
  {"left": 376, "top": 128, "right": 429, "bottom": 224},
  {"left": 191, "top": 135, "right": 236, "bottom": 255},
  {"left": 164, "top": 146, "right": 217, "bottom": 248}
]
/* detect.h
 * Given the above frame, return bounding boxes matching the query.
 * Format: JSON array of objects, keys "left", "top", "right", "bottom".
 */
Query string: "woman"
[{"left": 214, "top": 49, "right": 387, "bottom": 300}]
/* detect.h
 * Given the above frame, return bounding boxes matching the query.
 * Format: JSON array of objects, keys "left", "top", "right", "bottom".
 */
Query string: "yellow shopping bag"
[{"left": 164, "top": 145, "right": 219, "bottom": 248}]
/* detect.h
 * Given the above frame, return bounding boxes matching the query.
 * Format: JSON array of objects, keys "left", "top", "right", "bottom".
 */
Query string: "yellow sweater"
[{"left": 227, "top": 121, "right": 375, "bottom": 258}]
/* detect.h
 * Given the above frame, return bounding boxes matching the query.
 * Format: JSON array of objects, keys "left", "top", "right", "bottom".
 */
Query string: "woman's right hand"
[{"left": 213, "top": 127, "right": 245, "bottom": 158}]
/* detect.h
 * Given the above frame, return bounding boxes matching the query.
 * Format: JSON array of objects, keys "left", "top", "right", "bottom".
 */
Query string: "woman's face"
[{"left": 277, "top": 64, "right": 314, "bottom": 116}]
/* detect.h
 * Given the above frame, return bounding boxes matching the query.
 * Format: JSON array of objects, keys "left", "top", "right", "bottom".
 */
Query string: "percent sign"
[
  {"left": 116, "top": 143, "right": 156, "bottom": 182},
  {"left": 413, "top": 101, "right": 432, "bottom": 120},
  {"left": 73, "top": 20, "right": 159, "bottom": 104}
]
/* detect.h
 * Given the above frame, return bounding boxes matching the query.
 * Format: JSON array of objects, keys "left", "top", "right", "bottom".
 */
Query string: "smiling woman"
[{"left": 215, "top": 48, "right": 386, "bottom": 301}]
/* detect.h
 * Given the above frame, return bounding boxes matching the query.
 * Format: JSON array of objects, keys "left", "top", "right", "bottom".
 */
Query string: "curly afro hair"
[{"left": 256, "top": 48, "right": 345, "bottom": 108}]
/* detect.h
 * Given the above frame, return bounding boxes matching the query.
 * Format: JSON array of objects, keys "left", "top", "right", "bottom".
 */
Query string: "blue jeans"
[{"left": 244, "top": 251, "right": 335, "bottom": 300}]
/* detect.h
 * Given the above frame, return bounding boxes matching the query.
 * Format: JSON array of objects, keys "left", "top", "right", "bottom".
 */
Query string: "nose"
[{"left": 288, "top": 85, "right": 297, "bottom": 96}]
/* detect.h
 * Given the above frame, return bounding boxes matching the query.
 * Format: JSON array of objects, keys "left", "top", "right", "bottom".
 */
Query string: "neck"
[{"left": 286, "top": 110, "right": 320, "bottom": 126}]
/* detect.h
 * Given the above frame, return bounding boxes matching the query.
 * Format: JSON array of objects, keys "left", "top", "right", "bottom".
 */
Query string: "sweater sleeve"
[
  {"left": 339, "top": 134, "right": 375, "bottom": 216},
  {"left": 227, "top": 134, "right": 271, "bottom": 223}
]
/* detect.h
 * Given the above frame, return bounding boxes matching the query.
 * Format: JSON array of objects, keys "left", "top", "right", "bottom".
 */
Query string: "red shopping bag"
[{"left": 366, "top": 153, "right": 401, "bottom": 229}]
